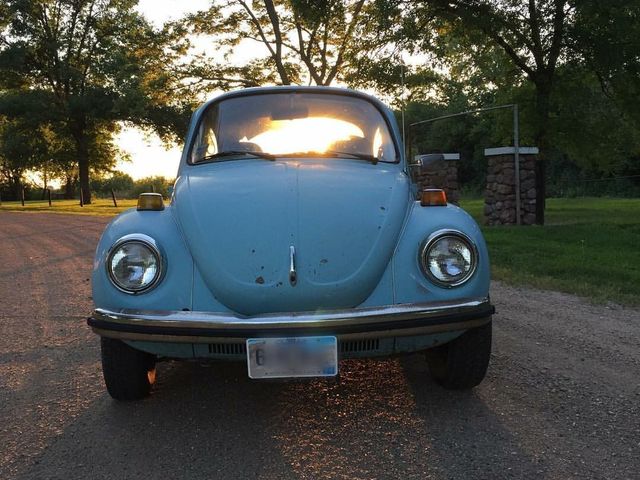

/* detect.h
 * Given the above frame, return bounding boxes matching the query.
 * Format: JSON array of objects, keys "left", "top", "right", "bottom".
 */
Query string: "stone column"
[
  {"left": 415, "top": 153, "right": 460, "bottom": 205},
  {"left": 484, "top": 147, "right": 538, "bottom": 225}
]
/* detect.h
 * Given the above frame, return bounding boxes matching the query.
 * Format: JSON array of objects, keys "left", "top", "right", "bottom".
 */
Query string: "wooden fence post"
[
  {"left": 21, "top": 187, "right": 25, "bottom": 206},
  {"left": 79, "top": 188, "right": 84, "bottom": 207},
  {"left": 47, "top": 189, "right": 52, "bottom": 207},
  {"left": 110, "top": 189, "right": 118, "bottom": 207}
]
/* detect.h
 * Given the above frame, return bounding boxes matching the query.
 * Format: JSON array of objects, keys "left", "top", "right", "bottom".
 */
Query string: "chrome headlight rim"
[
  {"left": 106, "top": 233, "right": 164, "bottom": 294},
  {"left": 418, "top": 229, "right": 478, "bottom": 288}
]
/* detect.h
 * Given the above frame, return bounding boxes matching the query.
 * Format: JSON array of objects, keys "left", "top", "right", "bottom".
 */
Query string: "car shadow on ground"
[
  {"left": 15, "top": 354, "right": 541, "bottom": 480},
  {"left": 398, "top": 355, "right": 548, "bottom": 478}
]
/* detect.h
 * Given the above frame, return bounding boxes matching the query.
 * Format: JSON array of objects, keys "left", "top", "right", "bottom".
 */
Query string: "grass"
[
  {"left": 460, "top": 197, "right": 640, "bottom": 306},
  {"left": 0, "top": 198, "right": 137, "bottom": 216}
]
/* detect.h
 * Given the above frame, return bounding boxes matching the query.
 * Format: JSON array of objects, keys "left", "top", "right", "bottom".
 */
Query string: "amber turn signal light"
[
  {"left": 420, "top": 189, "right": 447, "bottom": 207},
  {"left": 137, "top": 193, "right": 165, "bottom": 211}
]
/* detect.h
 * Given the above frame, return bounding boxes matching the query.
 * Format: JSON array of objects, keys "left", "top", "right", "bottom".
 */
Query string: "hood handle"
[{"left": 289, "top": 245, "right": 297, "bottom": 286}]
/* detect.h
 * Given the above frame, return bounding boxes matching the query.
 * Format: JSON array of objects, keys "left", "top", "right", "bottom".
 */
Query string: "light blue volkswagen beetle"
[{"left": 88, "top": 86, "right": 494, "bottom": 400}]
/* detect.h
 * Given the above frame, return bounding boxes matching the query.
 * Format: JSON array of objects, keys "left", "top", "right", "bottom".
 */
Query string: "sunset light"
[{"left": 248, "top": 117, "right": 365, "bottom": 155}]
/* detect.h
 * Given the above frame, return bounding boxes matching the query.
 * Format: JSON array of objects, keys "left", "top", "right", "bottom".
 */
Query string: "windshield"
[{"left": 190, "top": 92, "right": 398, "bottom": 163}]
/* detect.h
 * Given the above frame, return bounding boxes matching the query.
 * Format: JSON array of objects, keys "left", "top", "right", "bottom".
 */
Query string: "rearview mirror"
[{"left": 270, "top": 104, "right": 309, "bottom": 121}]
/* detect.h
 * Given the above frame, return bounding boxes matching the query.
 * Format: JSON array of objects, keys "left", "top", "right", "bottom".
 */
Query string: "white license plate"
[{"left": 246, "top": 336, "right": 338, "bottom": 379}]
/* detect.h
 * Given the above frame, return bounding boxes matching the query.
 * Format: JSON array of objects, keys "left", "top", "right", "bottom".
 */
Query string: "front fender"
[
  {"left": 91, "top": 206, "right": 194, "bottom": 311},
  {"left": 391, "top": 202, "right": 490, "bottom": 304},
  {"left": 359, "top": 201, "right": 490, "bottom": 307}
]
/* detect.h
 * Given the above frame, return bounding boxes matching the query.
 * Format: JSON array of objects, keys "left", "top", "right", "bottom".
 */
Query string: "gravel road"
[{"left": 1, "top": 211, "right": 639, "bottom": 480}]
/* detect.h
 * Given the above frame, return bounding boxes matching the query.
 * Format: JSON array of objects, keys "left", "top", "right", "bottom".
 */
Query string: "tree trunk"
[
  {"left": 64, "top": 176, "right": 75, "bottom": 199},
  {"left": 41, "top": 168, "right": 48, "bottom": 200},
  {"left": 74, "top": 131, "right": 92, "bottom": 204},
  {"left": 13, "top": 178, "right": 23, "bottom": 202},
  {"left": 534, "top": 81, "right": 552, "bottom": 225}
]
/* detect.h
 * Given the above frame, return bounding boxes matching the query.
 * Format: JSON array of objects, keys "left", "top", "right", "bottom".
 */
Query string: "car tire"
[
  {"left": 101, "top": 337, "right": 157, "bottom": 401},
  {"left": 425, "top": 319, "right": 492, "bottom": 390}
]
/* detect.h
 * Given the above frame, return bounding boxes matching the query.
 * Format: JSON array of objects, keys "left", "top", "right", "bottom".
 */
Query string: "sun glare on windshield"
[
  {"left": 191, "top": 93, "right": 398, "bottom": 163},
  {"left": 247, "top": 117, "right": 364, "bottom": 155}
]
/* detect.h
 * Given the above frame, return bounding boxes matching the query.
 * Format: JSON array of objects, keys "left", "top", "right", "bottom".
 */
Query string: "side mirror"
[{"left": 410, "top": 153, "right": 445, "bottom": 176}]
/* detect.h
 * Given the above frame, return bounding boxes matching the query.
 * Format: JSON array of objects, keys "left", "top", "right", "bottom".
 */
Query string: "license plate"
[{"left": 246, "top": 336, "right": 338, "bottom": 379}]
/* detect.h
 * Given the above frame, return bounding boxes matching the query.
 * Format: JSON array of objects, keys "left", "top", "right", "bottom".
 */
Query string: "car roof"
[{"left": 198, "top": 85, "right": 393, "bottom": 115}]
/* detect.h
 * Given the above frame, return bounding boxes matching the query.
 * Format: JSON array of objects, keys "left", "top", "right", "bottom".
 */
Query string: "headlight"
[
  {"left": 107, "top": 234, "right": 163, "bottom": 293},
  {"left": 419, "top": 230, "right": 477, "bottom": 287}
]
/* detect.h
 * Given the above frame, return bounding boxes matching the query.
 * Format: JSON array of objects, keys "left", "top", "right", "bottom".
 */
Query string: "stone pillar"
[
  {"left": 484, "top": 147, "right": 538, "bottom": 226},
  {"left": 415, "top": 153, "right": 460, "bottom": 205}
]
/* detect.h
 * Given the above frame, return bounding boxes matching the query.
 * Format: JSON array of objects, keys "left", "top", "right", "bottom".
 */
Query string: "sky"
[
  {"left": 115, "top": 128, "right": 184, "bottom": 180},
  {"left": 115, "top": 0, "right": 211, "bottom": 180}
]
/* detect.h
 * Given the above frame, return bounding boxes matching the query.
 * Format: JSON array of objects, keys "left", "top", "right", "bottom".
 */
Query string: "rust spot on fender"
[{"left": 255, "top": 276, "right": 264, "bottom": 284}]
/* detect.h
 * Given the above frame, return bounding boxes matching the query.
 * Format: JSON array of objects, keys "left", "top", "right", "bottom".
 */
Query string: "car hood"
[{"left": 174, "top": 159, "right": 409, "bottom": 315}]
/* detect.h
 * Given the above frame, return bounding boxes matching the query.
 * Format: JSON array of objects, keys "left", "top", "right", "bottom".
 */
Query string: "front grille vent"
[
  {"left": 339, "top": 338, "right": 380, "bottom": 353},
  {"left": 207, "top": 343, "right": 246, "bottom": 356},
  {"left": 207, "top": 340, "right": 381, "bottom": 356}
]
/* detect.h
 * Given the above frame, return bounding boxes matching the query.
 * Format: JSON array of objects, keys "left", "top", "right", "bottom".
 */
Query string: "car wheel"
[
  {"left": 425, "top": 319, "right": 492, "bottom": 390},
  {"left": 101, "top": 337, "right": 157, "bottom": 401}
]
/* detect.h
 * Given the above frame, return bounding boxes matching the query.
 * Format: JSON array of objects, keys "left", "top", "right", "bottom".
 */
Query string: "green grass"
[
  {"left": 460, "top": 197, "right": 640, "bottom": 306},
  {"left": 0, "top": 198, "right": 137, "bottom": 215}
]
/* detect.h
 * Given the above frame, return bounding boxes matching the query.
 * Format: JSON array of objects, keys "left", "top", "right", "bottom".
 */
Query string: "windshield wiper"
[
  {"left": 198, "top": 150, "right": 379, "bottom": 164},
  {"left": 198, "top": 150, "right": 276, "bottom": 162},
  {"left": 321, "top": 150, "right": 379, "bottom": 164},
  {"left": 281, "top": 150, "right": 380, "bottom": 164}
]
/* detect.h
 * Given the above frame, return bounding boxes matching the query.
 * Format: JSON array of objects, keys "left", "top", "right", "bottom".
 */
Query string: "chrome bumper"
[{"left": 88, "top": 297, "right": 494, "bottom": 343}]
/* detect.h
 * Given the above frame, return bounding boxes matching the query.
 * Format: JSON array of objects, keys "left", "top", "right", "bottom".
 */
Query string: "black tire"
[
  {"left": 101, "top": 337, "right": 157, "bottom": 401},
  {"left": 425, "top": 319, "right": 492, "bottom": 390}
]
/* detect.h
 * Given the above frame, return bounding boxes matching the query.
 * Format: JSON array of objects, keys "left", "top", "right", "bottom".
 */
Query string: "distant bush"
[
  {"left": 549, "top": 176, "right": 640, "bottom": 198},
  {"left": 91, "top": 172, "right": 135, "bottom": 198},
  {"left": 89, "top": 173, "right": 174, "bottom": 199},
  {"left": 131, "top": 176, "right": 174, "bottom": 198}
]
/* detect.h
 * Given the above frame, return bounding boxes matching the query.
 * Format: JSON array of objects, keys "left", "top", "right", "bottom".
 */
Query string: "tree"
[
  {"left": 0, "top": 116, "right": 48, "bottom": 199},
  {"left": 412, "top": 0, "right": 573, "bottom": 224},
  {"left": 187, "top": 0, "right": 396, "bottom": 88},
  {"left": 0, "top": 0, "right": 193, "bottom": 203},
  {"left": 48, "top": 123, "right": 125, "bottom": 198},
  {"left": 550, "top": 66, "right": 640, "bottom": 176},
  {"left": 572, "top": 1, "right": 640, "bottom": 126}
]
